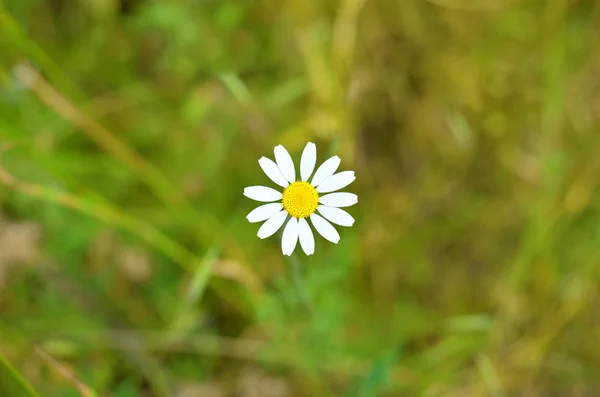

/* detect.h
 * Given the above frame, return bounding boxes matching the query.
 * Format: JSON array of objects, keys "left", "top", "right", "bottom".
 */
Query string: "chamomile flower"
[{"left": 244, "top": 142, "right": 357, "bottom": 256}]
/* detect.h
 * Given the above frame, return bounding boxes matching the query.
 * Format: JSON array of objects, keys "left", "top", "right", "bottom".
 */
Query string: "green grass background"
[{"left": 1, "top": 0, "right": 600, "bottom": 395}]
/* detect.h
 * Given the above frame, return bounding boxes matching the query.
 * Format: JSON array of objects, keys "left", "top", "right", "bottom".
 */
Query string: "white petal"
[
  {"left": 281, "top": 218, "right": 299, "bottom": 256},
  {"left": 298, "top": 218, "right": 315, "bottom": 255},
  {"left": 246, "top": 203, "right": 283, "bottom": 223},
  {"left": 244, "top": 186, "right": 283, "bottom": 202},
  {"left": 300, "top": 142, "right": 317, "bottom": 181},
  {"left": 257, "top": 210, "right": 288, "bottom": 239},
  {"left": 258, "top": 157, "right": 289, "bottom": 188},
  {"left": 311, "top": 156, "right": 340, "bottom": 187},
  {"left": 316, "top": 171, "right": 355, "bottom": 193},
  {"left": 309, "top": 213, "right": 340, "bottom": 244},
  {"left": 317, "top": 205, "right": 355, "bottom": 227},
  {"left": 319, "top": 192, "right": 358, "bottom": 208},
  {"left": 274, "top": 145, "right": 296, "bottom": 183}
]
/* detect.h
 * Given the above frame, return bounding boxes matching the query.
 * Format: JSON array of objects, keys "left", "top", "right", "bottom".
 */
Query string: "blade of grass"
[
  {"left": 0, "top": 8, "right": 82, "bottom": 100},
  {"left": 165, "top": 246, "right": 220, "bottom": 341},
  {"left": 476, "top": 354, "right": 505, "bottom": 397},
  {"left": 219, "top": 72, "right": 252, "bottom": 105},
  {"left": 34, "top": 347, "right": 99, "bottom": 397},
  {"left": 331, "top": 0, "right": 366, "bottom": 86},
  {"left": 0, "top": 350, "right": 42, "bottom": 397}
]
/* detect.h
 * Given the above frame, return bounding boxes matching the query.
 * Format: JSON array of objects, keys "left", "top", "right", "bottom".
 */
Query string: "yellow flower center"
[{"left": 282, "top": 181, "right": 319, "bottom": 218}]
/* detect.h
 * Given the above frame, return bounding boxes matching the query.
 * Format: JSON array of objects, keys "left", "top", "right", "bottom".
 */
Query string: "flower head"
[{"left": 244, "top": 142, "right": 357, "bottom": 256}]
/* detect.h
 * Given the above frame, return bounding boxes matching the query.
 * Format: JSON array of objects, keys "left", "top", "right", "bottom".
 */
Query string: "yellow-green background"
[{"left": 1, "top": 0, "right": 600, "bottom": 396}]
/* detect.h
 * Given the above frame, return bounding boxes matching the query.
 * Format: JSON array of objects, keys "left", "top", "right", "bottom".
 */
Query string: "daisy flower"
[{"left": 244, "top": 142, "right": 357, "bottom": 256}]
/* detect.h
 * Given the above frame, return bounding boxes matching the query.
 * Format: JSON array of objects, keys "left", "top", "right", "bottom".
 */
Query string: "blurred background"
[{"left": 1, "top": 0, "right": 600, "bottom": 396}]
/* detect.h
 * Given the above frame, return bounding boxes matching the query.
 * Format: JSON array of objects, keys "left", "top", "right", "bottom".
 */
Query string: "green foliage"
[{"left": 1, "top": 0, "right": 600, "bottom": 396}]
